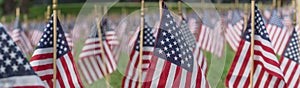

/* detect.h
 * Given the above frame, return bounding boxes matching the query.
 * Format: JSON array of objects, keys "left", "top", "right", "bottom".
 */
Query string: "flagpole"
[
  {"left": 16, "top": 7, "right": 20, "bottom": 19},
  {"left": 138, "top": 0, "right": 145, "bottom": 88},
  {"left": 243, "top": 3, "right": 248, "bottom": 32},
  {"left": 250, "top": 0, "right": 255, "bottom": 88},
  {"left": 46, "top": 5, "right": 51, "bottom": 22},
  {"left": 277, "top": 0, "right": 281, "bottom": 9},
  {"left": 52, "top": 0, "right": 58, "bottom": 87},
  {"left": 159, "top": 0, "right": 162, "bottom": 21},
  {"left": 97, "top": 5, "right": 111, "bottom": 88},
  {"left": 272, "top": 0, "right": 276, "bottom": 8},
  {"left": 235, "top": 0, "right": 239, "bottom": 9},
  {"left": 178, "top": 0, "right": 182, "bottom": 20}
]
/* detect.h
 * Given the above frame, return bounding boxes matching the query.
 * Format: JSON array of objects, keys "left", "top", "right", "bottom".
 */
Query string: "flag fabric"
[
  {"left": 0, "top": 23, "right": 45, "bottom": 88},
  {"left": 30, "top": 16, "right": 83, "bottom": 88},
  {"left": 225, "top": 5, "right": 286, "bottom": 88},
  {"left": 279, "top": 29, "right": 300, "bottom": 88},
  {"left": 225, "top": 10, "right": 244, "bottom": 51},
  {"left": 142, "top": 2, "right": 210, "bottom": 88},
  {"left": 29, "top": 29, "right": 43, "bottom": 45},
  {"left": 105, "top": 29, "right": 121, "bottom": 61},
  {"left": 121, "top": 24, "right": 155, "bottom": 88},
  {"left": 64, "top": 33, "right": 74, "bottom": 50},
  {"left": 266, "top": 10, "right": 292, "bottom": 55},
  {"left": 180, "top": 17, "right": 207, "bottom": 74},
  {"left": 77, "top": 20, "right": 117, "bottom": 84},
  {"left": 11, "top": 17, "right": 34, "bottom": 57},
  {"left": 196, "top": 11, "right": 224, "bottom": 57}
]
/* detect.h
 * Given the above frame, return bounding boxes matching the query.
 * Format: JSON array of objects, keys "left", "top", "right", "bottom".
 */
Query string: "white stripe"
[
  {"left": 268, "top": 76, "right": 277, "bottom": 88},
  {"left": 82, "top": 43, "right": 100, "bottom": 51},
  {"left": 254, "top": 55, "right": 282, "bottom": 76},
  {"left": 79, "top": 50, "right": 101, "bottom": 57},
  {"left": 32, "top": 48, "right": 53, "bottom": 56},
  {"left": 124, "top": 51, "right": 139, "bottom": 88},
  {"left": 259, "top": 72, "right": 268, "bottom": 88},
  {"left": 284, "top": 60, "right": 296, "bottom": 81},
  {"left": 229, "top": 42, "right": 250, "bottom": 87},
  {"left": 78, "top": 60, "right": 92, "bottom": 84},
  {"left": 103, "top": 42, "right": 117, "bottom": 71},
  {"left": 0, "top": 75, "right": 45, "bottom": 87},
  {"left": 35, "top": 69, "right": 53, "bottom": 77},
  {"left": 165, "top": 64, "right": 176, "bottom": 88},
  {"left": 190, "top": 58, "right": 198, "bottom": 88},
  {"left": 96, "top": 56, "right": 107, "bottom": 77},
  {"left": 89, "top": 56, "right": 103, "bottom": 79},
  {"left": 57, "top": 59, "right": 70, "bottom": 88},
  {"left": 289, "top": 65, "right": 300, "bottom": 87},
  {"left": 83, "top": 58, "right": 97, "bottom": 81},
  {"left": 30, "top": 58, "right": 53, "bottom": 67},
  {"left": 253, "top": 65, "right": 262, "bottom": 86},
  {"left": 56, "top": 79, "right": 61, "bottom": 88},
  {"left": 150, "top": 58, "right": 164, "bottom": 88},
  {"left": 63, "top": 54, "right": 80, "bottom": 87},
  {"left": 280, "top": 58, "right": 289, "bottom": 70},
  {"left": 85, "top": 38, "right": 99, "bottom": 44},
  {"left": 179, "top": 69, "right": 187, "bottom": 88}
]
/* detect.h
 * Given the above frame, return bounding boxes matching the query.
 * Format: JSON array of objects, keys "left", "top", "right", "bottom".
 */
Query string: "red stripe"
[
  {"left": 78, "top": 60, "right": 90, "bottom": 84},
  {"left": 59, "top": 55, "right": 75, "bottom": 88},
  {"left": 157, "top": 61, "right": 171, "bottom": 88},
  {"left": 80, "top": 58, "right": 95, "bottom": 82},
  {"left": 68, "top": 53, "right": 83, "bottom": 87},
  {"left": 185, "top": 71, "right": 192, "bottom": 88},
  {"left": 171, "top": 66, "right": 181, "bottom": 88},
  {"left": 142, "top": 56, "right": 158, "bottom": 88},
  {"left": 31, "top": 53, "right": 53, "bottom": 61},
  {"left": 263, "top": 75, "right": 272, "bottom": 87},
  {"left": 56, "top": 68, "right": 66, "bottom": 88},
  {"left": 232, "top": 47, "right": 250, "bottom": 87},
  {"left": 32, "top": 64, "right": 53, "bottom": 72}
]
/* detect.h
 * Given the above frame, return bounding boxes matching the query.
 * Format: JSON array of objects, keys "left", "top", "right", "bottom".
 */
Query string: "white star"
[
  {"left": 12, "top": 64, "right": 18, "bottom": 72},
  {"left": 0, "top": 65, "right": 5, "bottom": 73},
  {"left": 166, "top": 38, "right": 170, "bottom": 42},
  {"left": 3, "top": 46, "right": 9, "bottom": 53},
  {"left": 166, "top": 53, "right": 170, "bottom": 57},
  {"left": 24, "top": 63, "right": 30, "bottom": 70},
  {"left": 176, "top": 47, "right": 179, "bottom": 51},
  {"left": 1, "top": 33, "right": 7, "bottom": 40},
  {"left": 169, "top": 44, "right": 173, "bottom": 48},
  {"left": 164, "top": 46, "right": 168, "bottom": 51},
  {"left": 165, "top": 23, "right": 169, "bottom": 27},
  {"left": 17, "top": 57, "right": 24, "bottom": 65},
  {"left": 167, "top": 14, "right": 170, "bottom": 18},
  {"left": 161, "top": 40, "right": 165, "bottom": 45},
  {"left": 187, "top": 63, "right": 191, "bottom": 67},
  {"left": 9, "top": 52, "right": 16, "bottom": 59},
  {"left": 174, "top": 56, "right": 178, "bottom": 60},
  {"left": 159, "top": 49, "right": 163, "bottom": 54},
  {"left": 181, "top": 60, "right": 184, "bottom": 64},
  {"left": 163, "top": 32, "right": 166, "bottom": 36},
  {"left": 171, "top": 50, "right": 175, "bottom": 54},
  {"left": 4, "top": 59, "right": 11, "bottom": 66},
  {"left": 7, "top": 39, "right": 14, "bottom": 46}
]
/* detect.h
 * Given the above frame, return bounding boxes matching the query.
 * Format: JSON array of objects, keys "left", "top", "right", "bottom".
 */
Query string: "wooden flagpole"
[
  {"left": 138, "top": 0, "right": 145, "bottom": 88},
  {"left": 277, "top": 0, "right": 281, "bottom": 9},
  {"left": 46, "top": 5, "right": 51, "bottom": 22},
  {"left": 235, "top": 0, "right": 239, "bottom": 9},
  {"left": 250, "top": 0, "right": 255, "bottom": 88},
  {"left": 272, "top": 0, "right": 276, "bottom": 8},
  {"left": 178, "top": 0, "right": 182, "bottom": 20},
  {"left": 16, "top": 7, "right": 20, "bottom": 19},
  {"left": 243, "top": 3, "right": 248, "bottom": 32},
  {"left": 23, "top": 14, "right": 28, "bottom": 30},
  {"left": 159, "top": 0, "right": 162, "bottom": 21},
  {"left": 52, "top": 0, "right": 58, "bottom": 87},
  {"left": 96, "top": 5, "right": 110, "bottom": 88}
]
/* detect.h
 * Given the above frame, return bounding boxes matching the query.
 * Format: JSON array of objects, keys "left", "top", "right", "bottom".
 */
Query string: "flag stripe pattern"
[
  {"left": 11, "top": 17, "right": 34, "bottom": 56},
  {"left": 266, "top": 10, "right": 291, "bottom": 55},
  {"left": 279, "top": 29, "right": 300, "bottom": 88},
  {"left": 142, "top": 2, "right": 210, "bottom": 88},
  {"left": 196, "top": 12, "right": 224, "bottom": 57},
  {"left": 0, "top": 23, "right": 45, "bottom": 88},
  {"left": 29, "top": 29, "right": 43, "bottom": 45},
  {"left": 78, "top": 20, "right": 117, "bottom": 84},
  {"left": 225, "top": 5, "right": 286, "bottom": 88},
  {"left": 225, "top": 10, "right": 244, "bottom": 51},
  {"left": 122, "top": 24, "right": 155, "bottom": 88},
  {"left": 30, "top": 16, "right": 83, "bottom": 88}
]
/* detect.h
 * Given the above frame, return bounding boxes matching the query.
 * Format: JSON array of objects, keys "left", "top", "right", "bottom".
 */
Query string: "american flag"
[
  {"left": 225, "top": 10, "right": 244, "bottom": 51},
  {"left": 225, "top": 5, "right": 286, "bottom": 87},
  {"left": 64, "top": 33, "right": 73, "bottom": 50},
  {"left": 77, "top": 20, "right": 117, "bottom": 84},
  {"left": 29, "top": 29, "right": 43, "bottom": 46},
  {"left": 0, "top": 23, "right": 45, "bottom": 88},
  {"left": 181, "top": 18, "right": 207, "bottom": 74},
  {"left": 122, "top": 24, "right": 155, "bottom": 88},
  {"left": 142, "top": 2, "right": 210, "bottom": 87},
  {"left": 11, "top": 17, "right": 33, "bottom": 57},
  {"left": 279, "top": 29, "right": 300, "bottom": 88},
  {"left": 105, "top": 29, "right": 120, "bottom": 61},
  {"left": 196, "top": 11, "right": 224, "bottom": 57},
  {"left": 30, "top": 16, "right": 83, "bottom": 88},
  {"left": 266, "top": 10, "right": 292, "bottom": 55}
]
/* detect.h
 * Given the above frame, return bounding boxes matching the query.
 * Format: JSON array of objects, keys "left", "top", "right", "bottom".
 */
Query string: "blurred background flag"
[
  {"left": 279, "top": 29, "right": 300, "bottom": 88},
  {"left": 30, "top": 16, "right": 83, "bottom": 88},
  {"left": 266, "top": 10, "right": 292, "bottom": 55},
  {"left": 77, "top": 19, "right": 117, "bottom": 84},
  {"left": 0, "top": 23, "right": 45, "bottom": 88},
  {"left": 121, "top": 23, "right": 155, "bottom": 88},
  {"left": 225, "top": 10, "right": 244, "bottom": 51},
  {"left": 11, "top": 14, "right": 33, "bottom": 57},
  {"left": 143, "top": 2, "right": 210, "bottom": 88},
  {"left": 225, "top": 5, "right": 286, "bottom": 87}
]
